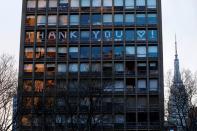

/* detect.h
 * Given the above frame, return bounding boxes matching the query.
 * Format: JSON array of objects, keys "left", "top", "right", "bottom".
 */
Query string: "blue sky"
[{"left": 0, "top": 0, "right": 196, "bottom": 73}]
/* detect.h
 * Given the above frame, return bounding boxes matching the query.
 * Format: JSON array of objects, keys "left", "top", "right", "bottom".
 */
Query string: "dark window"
[
  {"left": 80, "top": 47, "right": 90, "bottom": 59},
  {"left": 81, "top": 15, "right": 90, "bottom": 25},
  {"left": 103, "top": 47, "right": 112, "bottom": 59},
  {"left": 81, "top": 31, "right": 90, "bottom": 41},
  {"left": 125, "top": 30, "right": 135, "bottom": 41},
  {"left": 114, "top": 46, "right": 124, "bottom": 58},
  {"left": 136, "top": 14, "right": 146, "bottom": 25},
  {"left": 92, "top": 47, "right": 101, "bottom": 59},
  {"left": 148, "top": 14, "right": 157, "bottom": 25},
  {"left": 92, "top": 14, "right": 101, "bottom": 25}
]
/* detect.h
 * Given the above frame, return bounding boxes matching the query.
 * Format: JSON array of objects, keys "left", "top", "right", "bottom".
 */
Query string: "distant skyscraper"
[{"left": 17, "top": 0, "right": 164, "bottom": 130}]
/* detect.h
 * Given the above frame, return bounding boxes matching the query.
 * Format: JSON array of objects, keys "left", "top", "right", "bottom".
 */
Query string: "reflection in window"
[
  {"left": 24, "top": 64, "right": 33, "bottom": 72},
  {"left": 136, "top": 14, "right": 146, "bottom": 25},
  {"left": 45, "top": 97, "right": 54, "bottom": 109},
  {"left": 37, "top": 15, "right": 46, "bottom": 26},
  {"left": 114, "top": 46, "right": 124, "bottom": 58},
  {"left": 69, "top": 64, "right": 78, "bottom": 72},
  {"left": 81, "top": 0, "right": 90, "bottom": 7},
  {"left": 148, "top": 30, "right": 157, "bottom": 41},
  {"left": 81, "top": 31, "right": 89, "bottom": 41},
  {"left": 103, "top": 0, "right": 112, "bottom": 7},
  {"left": 137, "top": 46, "right": 146, "bottom": 57},
  {"left": 148, "top": 46, "right": 158, "bottom": 57},
  {"left": 71, "top": 0, "right": 79, "bottom": 7},
  {"left": 38, "top": 0, "right": 46, "bottom": 8},
  {"left": 103, "top": 47, "right": 112, "bottom": 59},
  {"left": 35, "top": 80, "right": 44, "bottom": 92},
  {"left": 147, "top": 0, "right": 156, "bottom": 8},
  {"left": 125, "top": 0, "right": 134, "bottom": 9},
  {"left": 26, "top": 16, "right": 35, "bottom": 26},
  {"left": 25, "top": 32, "right": 34, "bottom": 43},
  {"left": 23, "top": 80, "right": 32, "bottom": 92},
  {"left": 21, "top": 115, "right": 32, "bottom": 126},
  {"left": 125, "top": 14, "right": 135, "bottom": 25},
  {"left": 114, "top": 81, "right": 124, "bottom": 91},
  {"left": 59, "top": 0, "right": 69, "bottom": 7},
  {"left": 92, "top": 14, "right": 101, "bottom": 25},
  {"left": 126, "top": 46, "right": 135, "bottom": 56},
  {"left": 47, "top": 47, "right": 56, "bottom": 58},
  {"left": 81, "top": 15, "right": 90, "bottom": 25},
  {"left": 25, "top": 48, "right": 33, "bottom": 59},
  {"left": 34, "top": 97, "right": 42, "bottom": 109},
  {"left": 136, "top": 0, "right": 145, "bottom": 7},
  {"left": 58, "top": 64, "right": 67, "bottom": 73},
  {"left": 36, "top": 47, "right": 44, "bottom": 59},
  {"left": 48, "top": 15, "right": 57, "bottom": 25},
  {"left": 80, "top": 63, "right": 89, "bottom": 72},
  {"left": 46, "top": 80, "right": 55, "bottom": 89},
  {"left": 59, "top": 15, "right": 68, "bottom": 25},
  {"left": 114, "top": 0, "right": 123, "bottom": 7},
  {"left": 69, "top": 47, "right": 78, "bottom": 59},
  {"left": 27, "top": 0, "right": 36, "bottom": 8},
  {"left": 35, "top": 64, "right": 44, "bottom": 73},
  {"left": 58, "top": 47, "right": 67, "bottom": 57},
  {"left": 125, "top": 30, "right": 134, "bottom": 41},
  {"left": 92, "top": 47, "right": 100, "bottom": 59},
  {"left": 114, "top": 14, "right": 123, "bottom": 25},
  {"left": 137, "top": 30, "right": 146, "bottom": 41},
  {"left": 103, "top": 14, "right": 112, "bottom": 25},
  {"left": 80, "top": 47, "right": 89, "bottom": 59},
  {"left": 49, "top": 0, "right": 57, "bottom": 8},
  {"left": 92, "top": 0, "right": 101, "bottom": 7},
  {"left": 70, "top": 15, "right": 79, "bottom": 25},
  {"left": 148, "top": 14, "right": 157, "bottom": 25},
  {"left": 23, "top": 97, "right": 33, "bottom": 109}
]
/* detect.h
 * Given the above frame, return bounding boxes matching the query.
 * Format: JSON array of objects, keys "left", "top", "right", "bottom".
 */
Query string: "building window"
[
  {"left": 36, "top": 47, "right": 44, "bottom": 59},
  {"left": 81, "top": 15, "right": 90, "bottom": 25},
  {"left": 58, "top": 47, "right": 67, "bottom": 57},
  {"left": 56, "top": 115, "right": 65, "bottom": 124},
  {"left": 147, "top": 0, "right": 156, "bottom": 8},
  {"left": 137, "top": 46, "right": 146, "bottom": 57},
  {"left": 126, "top": 46, "right": 135, "bottom": 56},
  {"left": 23, "top": 80, "right": 32, "bottom": 92},
  {"left": 114, "top": 30, "right": 124, "bottom": 41},
  {"left": 27, "top": 0, "right": 36, "bottom": 8},
  {"left": 125, "top": 0, "right": 134, "bottom": 9},
  {"left": 24, "top": 64, "right": 32, "bottom": 72},
  {"left": 92, "top": 63, "right": 101, "bottom": 72},
  {"left": 115, "top": 63, "right": 124, "bottom": 72},
  {"left": 103, "top": 0, "right": 112, "bottom": 7},
  {"left": 114, "top": 46, "right": 124, "bottom": 58},
  {"left": 21, "top": 115, "right": 32, "bottom": 126},
  {"left": 148, "top": 14, "right": 157, "bottom": 25},
  {"left": 80, "top": 63, "right": 89, "bottom": 72},
  {"left": 114, "top": 0, "right": 123, "bottom": 7},
  {"left": 46, "top": 64, "right": 55, "bottom": 76},
  {"left": 71, "top": 0, "right": 79, "bottom": 7},
  {"left": 103, "top": 30, "right": 112, "bottom": 41},
  {"left": 69, "top": 47, "right": 78, "bottom": 59},
  {"left": 45, "top": 97, "right": 54, "bottom": 109},
  {"left": 148, "top": 46, "right": 158, "bottom": 57},
  {"left": 92, "top": 14, "right": 101, "bottom": 25},
  {"left": 148, "top": 30, "right": 157, "bottom": 41},
  {"left": 38, "top": 0, "right": 46, "bottom": 8},
  {"left": 81, "top": 31, "right": 90, "bottom": 41},
  {"left": 103, "top": 14, "right": 112, "bottom": 25},
  {"left": 37, "top": 31, "right": 45, "bottom": 42},
  {"left": 23, "top": 97, "right": 33, "bottom": 109},
  {"left": 47, "top": 47, "right": 56, "bottom": 58},
  {"left": 80, "top": 47, "right": 89, "bottom": 59},
  {"left": 125, "top": 14, "right": 135, "bottom": 25},
  {"left": 69, "top": 64, "right": 78, "bottom": 72},
  {"left": 69, "top": 31, "right": 79, "bottom": 41},
  {"left": 34, "top": 97, "right": 42, "bottom": 109},
  {"left": 46, "top": 80, "right": 55, "bottom": 89},
  {"left": 103, "top": 47, "right": 112, "bottom": 59},
  {"left": 92, "top": 47, "right": 100, "bottom": 59},
  {"left": 136, "top": 0, "right": 145, "bottom": 7},
  {"left": 35, "top": 80, "right": 44, "bottom": 92},
  {"left": 114, "top": 14, "right": 124, "bottom": 25},
  {"left": 25, "top": 48, "right": 33, "bottom": 59},
  {"left": 37, "top": 15, "right": 46, "bottom": 26},
  {"left": 49, "top": 0, "right": 57, "bottom": 8},
  {"left": 137, "top": 30, "right": 146, "bottom": 41},
  {"left": 26, "top": 16, "right": 35, "bottom": 26},
  {"left": 48, "top": 15, "right": 57, "bottom": 25},
  {"left": 136, "top": 14, "right": 146, "bottom": 25},
  {"left": 35, "top": 64, "right": 44, "bottom": 73},
  {"left": 92, "top": 0, "right": 101, "bottom": 7},
  {"left": 92, "top": 30, "right": 101, "bottom": 41},
  {"left": 25, "top": 32, "right": 34, "bottom": 43},
  {"left": 137, "top": 79, "right": 146, "bottom": 91},
  {"left": 59, "top": 15, "right": 68, "bottom": 25},
  {"left": 149, "top": 79, "right": 158, "bottom": 91},
  {"left": 115, "top": 115, "right": 125, "bottom": 123},
  {"left": 58, "top": 64, "right": 67, "bottom": 73},
  {"left": 70, "top": 15, "right": 79, "bottom": 25},
  {"left": 125, "top": 30, "right": 135, "bottom": 41},
  {"left": 114, "top": 81, "right": 124, "bottom": 91},
  {"left": 81, "top": 0, "right": 90, "bottom": 7}
]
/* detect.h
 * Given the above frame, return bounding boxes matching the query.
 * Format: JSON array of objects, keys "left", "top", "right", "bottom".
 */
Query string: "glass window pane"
[
  {"left": 148, "top": 30, "right": 157, "bottom": 41},
  {"left": 92, "top": 30, "right": 101, "bottom": 41},
  {"left": 125, "top": 30, "right": 134, "bottom": 41},
  {"left": 69, "top": 64, "right": 78, "bottom": 72},
  {"left": 71, "top": 0, "right": 79, "bottom": 7},
  {"left": 147, "top": 0, "right": 156, "bottom": 8},
  {"left": 137, "top": 46, "right": 146, "bottom": 57},
  {"left": 114, "top": 0, "right": 123, "bottom": 6},
  {"left": 125, "top": 0, "right": 134, "bottom": 9},
  {"left": 35, "top": 80, "right": 44, "bottom": 92},
  {"left": 103, "top": 14, "right": 112, "bottom": 25},
  {"left": 35, "top": 64, "right": 44, "bottom": 72},
  {"left": 48, "top": 15, "right": 57, "bottom": 25},
  {"left": 49, "top": 0, "right": 57, "bottom": 8},
  {"left": 103, "top": 47, "right": 112, "bottom": 59},
  {"left": 70, "top": 15, "right": 79, "bottom": 25},
  {"left": 80, "top": 63, "right": 89, "bottom": 72},
  {"left": 125, "top": 14, "right": 135, "bottom": 25},
  {"left": 69, "top": 31, "right": 79, "bottom": 41},
  {"left": 81, "top": 0, "right": 90, "bottom": 7},
  {"left": 81, "top": 15, "right": 90, "bottom": 25},
  {"left": 92, "top": 14, "right": 101, "bottom": 25},
  {"left": 148, "top": 14, "right": 157, "bottom": 25},
  {"left": 149, "top": 79, "right": 158, "bottom": 91},
  {"left": 47, "top": 47, "right": 56, "bottom": 58},
  {"left": 136, "top": 14, "right": 146, "bottom": 25},
  {"left": 92, "top": 47, "right": 101, "bottom": 59},
  {"left": 114, "top": 46, "right": 124, "bottom": 58},
  {"left": 69, "top": 47, "right": 78, "bottom": 59},
  {"left": 138, "top": 80, "right": 146, "bottom": 89},
  {"left": 136, "top": 30, "right": 146, "bottom": 41},
  {"left": 114, "top": 81, "right": 124, "bottom": 91},
  {"left": 58, "top": 47, "right": 67, "bottom": 57},
  {"left": 36, "top": 47, "right": 45, "bottom": 59},
  {"left": 25, "top": 48, "right": 34, "bottom": 58},
  {"left": 58, "top": 64, "right": 67, "bottom": 73},
  {"left": 103, "top": 30, "right": 112, "bottom": 41},
  {"left": 27, "top": 1, "right": 36, "bottom": 8},
  {"left": 115, "top": 63, "right": 124, "bottom": 72},
  {"left": 81, "top": 31, "right": 90, "bottom": 41},
  {"left": 114, "top": 14, "right": 123, "bottom": 25},
  {"left": 114, "top": 30, "right": 124, "bottom": 41},
  {"left": 92, "top": 0, "right": 101, "bottom": 7},
  {"left": 24, "top": 64, "right": 33, "bottom": 72},
  {"left": 80, "top": 47, "right": 90, "bottom": 59},
  {"left": 23, "top": 80, "right": 32, "bottom": 92},
  {"left": 25, "top": 32, "right": 35, "bottom": 43},
  {"left": 148, "top": 46, "right": 158, "bottom": 57},
  {"left": 103, "top": 0, "right": 112, "bottom": 7},
  {"left": 92, "top": 63, "right": 101, "bottom": 72},
  {"left": 38, "top": 0, "right": 46, "bottom": 8},
  {"left": 126, "top": 46, "right": 135, "bottom": 55},
  {"left": 26, "top": 16, "right": 35, "bottom": 26},
  {"left": 59, "top": 15, "right": 68, "bottom": 25},
  {"left": 59, "top": 0, "right": 69, "bottom": 8},
  {"left": 136, "top": 0, "right": 145, "bottom": 7},
  {"left": 37, "top": 16, "right": 46, "bottom": 25}
]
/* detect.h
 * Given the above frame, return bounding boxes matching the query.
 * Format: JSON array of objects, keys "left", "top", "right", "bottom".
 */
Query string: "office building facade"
[{"left": 18, "top": 0, "right": 164, "bottom": 130}]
